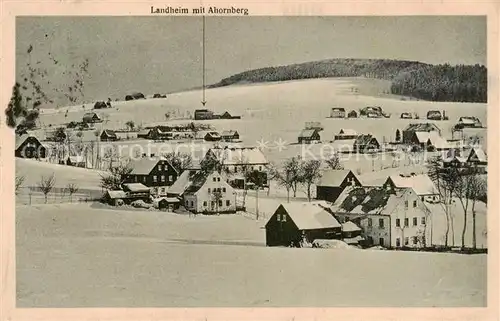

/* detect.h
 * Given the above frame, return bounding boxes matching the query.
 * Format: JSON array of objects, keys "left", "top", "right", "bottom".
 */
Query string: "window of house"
[
  {"left": 413, "top": 217, "right": 418, "bottom": 226},
  {"left": 413, "top": 236, "right": 418, "bottom": 245},
  {"left": 211, "top": 201, "right": 215, "bottom": 207},
  {"left": 161, "top": 175, "right": 166, "bottom": 182},
  {"left": 379, "top": 218, "right": 384, "bottom": 229},
  {"left": 219, "top": 200, "right": 223, "bottom": 206},
  {"left": 234, "top": 167, "right": 238, "bottom": 173},
  {"left": 169, "top": 175, "right": 173, "bottom": 182},
  {"left": 282, "top": 214, "right": 287, "bottom": 222},
  {"left": 153, "top": 176, "right": 158, "bottom": 183},
  {"left": 379, "top": 238, "right": 384, "bottom": 246},
  {"left": 217, "top": 177, "right": 221, "bottom": 182},
  {"left": 404, "top": 200, "right": 409, "bottom": 208},
  {"left": 396, "top": 238, "right": 401, "bottom": 247},
  {"left": 226, "top": 200, "right": 230, "bottom": 206},
  {"left": 259, "top": 166, "right": 262, "bottom": 171},
  {"left": 190, "top": 201, "right": 194, "bottom": 207},
  {"left": 222, "top": 187, "right": 226, "bottom": 193},
  {"left": 134, "top": 176, "right": 138, "bottom": 182},
  {"left": 421, "top": 217, "right": 426, "bottom": 225},
  {"left": 213, "top": 177, "right": 216, "bottom": 182},
  {"left": 421, "top": 197, "right": 424, "bottom": 201},
  {"left": 277, "top": 214, "right": 281, "bottom": 221},
  {"left": 368, "top": 218, "right": 372, "bottom": 227},
  {"left": 208, "top": 188, "right": 211, "bottom": 193},
  {"left": 367, "top": 236, "right": 373, "bottom": 244},
  {"left": 413, "top": 200, "right": 417, "bottom": 208},
  {"left": 404, "top": 218, "right": 409, "bottom": 227},
  {"left": 203, "top": 201, "right": 207, "bottom": 207},
  {"left": 404, "top": 237, "right": 409, "bottom": 246},
  {"left": 143, "top": 177, "right": 146, "bottom": 183},
  {"left": 396, "top": 218, "right": 400, "bottom": 227},
  {"left": 158, "top": 165, "right": 162, "bottom": 171}
]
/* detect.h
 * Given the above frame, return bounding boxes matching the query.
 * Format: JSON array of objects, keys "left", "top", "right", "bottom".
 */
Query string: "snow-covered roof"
[
  {"left": 469, "top": 147, "right": 487, "bottom": 162},
  {"left": 209, "top": 146, "right": 268, "bottom": 165},
  {"left": 273, "top": 203, "right": 341, "bottom": 230},
  {"left": 299, "top": 129, "right": 318, "bottom": 138},
  {"left": 106, "top": 190, "right": 127, "bottom": 199},
  {"left": 342, "top": 221, "right": 362, "bottom": 233},
  {"left": 122, "top": 183, "right": 150, "bottom": 192},
  {"left": 386, "top": 174, "right": 438, "bottom": 196},
  {"left": 318, "top": 169, "right": 352, "bottom": 187}
]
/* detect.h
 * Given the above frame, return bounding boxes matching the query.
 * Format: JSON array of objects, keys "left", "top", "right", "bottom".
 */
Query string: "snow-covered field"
[
  {"left": 16, "top": 203, "right": 486, "bottom": 307},
  {"left": 30, "top": 78, "right": 487, "bottom": 173}
]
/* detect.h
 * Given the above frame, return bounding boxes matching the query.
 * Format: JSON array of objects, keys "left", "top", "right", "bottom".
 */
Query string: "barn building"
[{"left": 265, "top": 203, "right": 342, "bottom": 247}]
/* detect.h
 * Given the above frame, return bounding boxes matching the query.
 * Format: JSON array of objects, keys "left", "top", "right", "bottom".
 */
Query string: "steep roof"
[
  {"left": 403, "top": 123, "right": 441, "bottom": 133},
  {"left": 331, "top": 107, "right": 346, "bottom": 112},
  {"left": 386, "top": 174, "right": 438, "bottom": 196},
  {"left": 15, "top": 134, "right": 31, "bottom": 150},
  {"left": 317, "top": 169, "right": 352, "bottom": 187},
  {"left": 354, "top": 134, "right": 377, "bottom": 148},
  {"left": 330, "top": 186, "right": 410, "bottom": 215},
  {"left": 468, "top": 147, "right": 487, "bottom": 162},
  {"left": 168, "top": 170, "right": 196, "bottom": 195},
  {"left": 338, "top": 129, "right": 357, "bottom": 136},
  {"left": 299, "top": 129, "right": 318, "bottom": 138},
  {"left": 272, "top": 203, "right": 341, "bottom": 230},
  {"left": 221, "top": 130, "right": 238, "bottom": 137},
  {"left": 106, "top": 190, "right": 127, "bottom": 199},
  {"left": 208, "top": 146, "right": 268, "bottom": 165},
  {"left": 122, "top": 183, "right": 150, "bottom": 192},
  {"left": 342, "top": 221, "right": 362, "bottom": 233},
  {"left": 129, "top": 157, "right": 176, "bottom": 175}
]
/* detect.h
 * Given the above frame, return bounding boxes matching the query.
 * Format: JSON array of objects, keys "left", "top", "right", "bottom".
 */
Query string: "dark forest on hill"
[{"left": 209, "top": 59, "right": 487, "bottom": 103}]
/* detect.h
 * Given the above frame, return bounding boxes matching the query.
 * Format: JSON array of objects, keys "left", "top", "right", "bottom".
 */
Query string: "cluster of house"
[
  {"left": 328, "top": 106, "right": 390, "bottom": 119},
  {"left": 194, "top": 109, "right": 241, "bottom": 120},
  {"left": 102, "top": 145, "right": 269, "bottom": 213},
  {"left": 265, "top": 169, "right": 442, "bottom": 249},
  {"left": 298, "top": 127, "right": 380, "bottom": 153}
]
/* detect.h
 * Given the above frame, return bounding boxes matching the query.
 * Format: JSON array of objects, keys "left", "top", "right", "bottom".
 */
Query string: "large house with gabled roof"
[
  {"left": 15, "top": 134, "right": 48, "bottom": 159},
  {"left": 123, "top": 157, "right": 179, "bottom": 195},
  {"left": 183, "top": 170, "right": 237, "bottom": 214}
]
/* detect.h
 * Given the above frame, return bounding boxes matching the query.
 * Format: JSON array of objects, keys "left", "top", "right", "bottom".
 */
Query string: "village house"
[
  {"left": 353, "top": 134, "right": 380, "bottom": 153},
  {"left": 330, "top": 107, "right": 346, "bottom": 118},
  {"left": 219, "top": 111, "right": 241, "bottom": 119},
  {"left": 298, "top": 129, "right": 321, "bottom": 144},
  {"left": 334, "top": 129, "right": 358, "bottom": 140},
  {"left": 149, "top": 126, "right": 173, "bottom": 141},
  {"left": 347, "top": 110, "right": 358, "bottom": 118},
  {"left": 330, "top": 186, "right": 432, "bottom": 249},
  {"left": 409, "top": 131, "right": 450, "bottom": 151},
  {"left": 100, "top": 129, "right": 118, "bottom": 142},
  {"left": 400, "top": 112, "right": 413, "bottom": 119},
  {"left": 457, "top": 116, "right": 482, "bottom": 129},
  {"left": 316, "top": 169, "right": 362, "bottom": 203},
  {"left": 265, "top": 203, "right": 342, "bottom": 247},
  {"left": 443, "top": 146, "right": 488, "bottom": 170},
  {"left": 194, "top": 109, "right": 214, "bottom": 120},
  {"left": 305, "top": 121, "right": 323, "bottom": 131},
  {"left": 125, "top": 92, "right": 145, "bottom": 101},
  {"left": 383, "top": 174, "right": 440, "bottom": 203},
  {"left": 204, "top": 131, "right": 222, "bottom": 142},
  {"left": 82, "top": 112, "right": 102, "bottom": 124},
  {"left": 103, "top": 182, "right": 151, "bottom": 206},
  {"left": 65, "top": 155, "right": 87, "bottom": 168},
  {"left": 402, "top": 123, "right": 441, "bottom": 144},
  {"left": 123, "top": 157, "right": 179, "bottom": 196},
  {"left": 221, "top": 130, "right": 240, "bottom": 142},
  {"left": 183, "top": 170, "right": 237, "bottom": 214},
  {"left": 15, "top": 134, "right": 47, "bottom": 159},
  {"left": 426, "top": 110, "right": 442, "bottom": 120}
]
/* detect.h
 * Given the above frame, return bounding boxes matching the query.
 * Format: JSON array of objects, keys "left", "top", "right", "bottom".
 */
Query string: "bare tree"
[
  {"left": 163, "top": 151, "right": 193, "bottom": 173},
  {"left": 37, "top": 173, "right": 56, "bottom": 204},
  {"left": 99, "top": 162, "right": 132, "bottom": 190},
  {"left": 125, "top": 120, "right": 135, "bottom": 131},
  {"left": 15, "top": 175, "right": 25, "bottom": 195},
  {"left": 266, "top": 162, "right": 279, "bottom": 196},
  {"left": 301, "top": 159, "right": 322, "bottom": 202},
  {"left": 282, "top": 156, "right": 303, "bottom": 198},
  {"left": 325, "top": 152, "right": 344, "bottom": 170},
  {"left": 427, "top": 156, "right": 460, "bottom": 248},
  {"left": 66, "top": 183, "right": 79, "bottom": 203},
  {"left": 246, "top": 170, "right": 267, "bottom": 220}
]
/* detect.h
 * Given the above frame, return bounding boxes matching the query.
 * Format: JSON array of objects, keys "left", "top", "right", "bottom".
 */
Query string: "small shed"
[
  {"left": 426, "top": 110, "right": 442, "bottom": 120},
  {"left": 104, "top": 190, "right": 128, "bottom": 206},
  {"left": 158, "top": 197, "right": 181, "bottom": 211},
  {"left": 400, "top": 112, "right": 412, "bottom": 119},
  {"left": 298, "top": 129, "right": 321, "bottom": 144},
  {"left": 66, "top": 155, "right": 86, "bottom": 168},
  {"left": 347, "top": 110, "right": 358, "bottom": 118}
]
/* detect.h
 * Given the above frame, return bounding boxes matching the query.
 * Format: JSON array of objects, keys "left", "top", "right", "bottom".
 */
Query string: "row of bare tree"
[{"left": 15, "top": 174, "right": 80, "bottom": 204}]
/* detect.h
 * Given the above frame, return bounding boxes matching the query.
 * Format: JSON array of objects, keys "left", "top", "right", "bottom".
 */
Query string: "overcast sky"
[{"left": 16, "top": 16, "right": 486, "bottom": 105}]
